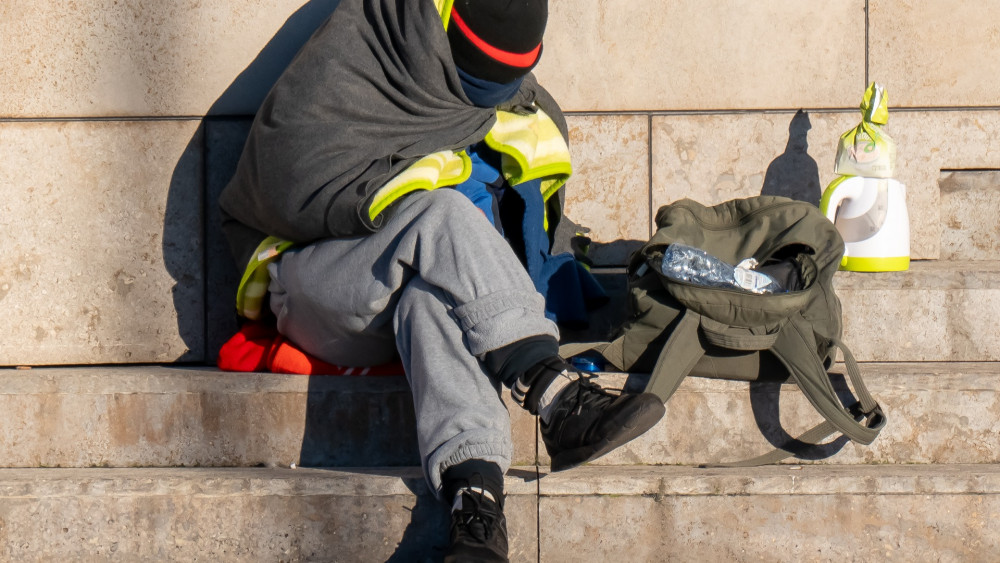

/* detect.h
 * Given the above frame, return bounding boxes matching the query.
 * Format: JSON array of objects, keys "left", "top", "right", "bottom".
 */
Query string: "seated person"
[{"left": 219, "top": 1, "right": 665, "bottom": 561}]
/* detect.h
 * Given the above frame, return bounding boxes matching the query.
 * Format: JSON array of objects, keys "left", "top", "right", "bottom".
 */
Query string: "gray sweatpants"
[{"left": 267, "top": 189, "right": 559, "bottom": 494}]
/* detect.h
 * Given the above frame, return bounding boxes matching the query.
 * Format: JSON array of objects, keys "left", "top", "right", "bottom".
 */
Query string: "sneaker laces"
[
  {"left": 452, "top": 489, "right": 501, "bottom": 543},
  {"left": 564, "top": 374, "right": 619, "bottom": 415}
]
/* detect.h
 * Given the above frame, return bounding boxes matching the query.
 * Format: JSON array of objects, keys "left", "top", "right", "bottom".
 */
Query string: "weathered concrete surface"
[
  {"left": 0, "top": 466, "right": 539, "bottom": 562},
  {"left": 1, "top": 1, "right": 866, "bottom": 117},
  {"left": 835, "top": 261, "right": 1000, "bottom": 362},
  {"left": 0, "top": 0, "right": 337, "bottom": 118},
  {"left": 540, "top": 363, "right": 1000, "bottom": 467},
  {"left": 562, "top": 114, "right": 651, "bottom": 267},
  {"left": 538, "top": 464, "right": 1000, "bottom": 562},
  {"left": 534, "top": 0, "right": 865, "bottom": 111},
  {"left": 562, "top": 111, "right": 851, "bottom": 271},
  {"left": 1, "top": 464, "right": 996, "bottom": 562},
  {"left": 4, "top": 363, "right": 997, "bottom": 469},
  {"left": 870, "top": 0, "right": 1000, "bottom": 107},
  {"left": 7, "top": 2, "right": 1000, "bottom": 117},
  {"left": 0, "top": 120, "right": 204, "bottom": 365},
  {"left": 940, "top": 171, "right": 1000, "bottom": 261},
  {"left": 0, "top": 367, "right": 538, "bottom": 469}
]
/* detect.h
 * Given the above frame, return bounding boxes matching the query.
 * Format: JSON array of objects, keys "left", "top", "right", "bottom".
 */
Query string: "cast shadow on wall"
[
  {"left": 761, "top": 109, "right": 822, "bottom": 206},
  {"left": 165, "top": 0, "right": 342, "bottom": 365}
]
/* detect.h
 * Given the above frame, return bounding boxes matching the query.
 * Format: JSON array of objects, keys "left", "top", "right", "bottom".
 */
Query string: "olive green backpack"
[{"left": 562, "top": 196, "right": 886, "bottom": 466}]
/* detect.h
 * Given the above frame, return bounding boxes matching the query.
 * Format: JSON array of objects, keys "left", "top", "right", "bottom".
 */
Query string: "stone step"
[
  {"left": 0, "top": 366, "right": 537, "bottom": 469},
  {"left": 574, "top": 260, "right": 1000, "bottom": 363},
  {"left": 835, "top": 260, "right": 1000, "bottom": 362},
  {"left": 2, "top": 363, "right": 997, "bottom": 469},
  {"left": 561, "top": 362, "right": 1000, "bottom": 468},
  {"left": 0, "top": 466, "right": 539, "bottom": 562},
  {"left": 536, "top": 463, "right": 1000, "bottom": 562},
  {"left": 0, "top": 464, "right": 996, "bottom": 562}
]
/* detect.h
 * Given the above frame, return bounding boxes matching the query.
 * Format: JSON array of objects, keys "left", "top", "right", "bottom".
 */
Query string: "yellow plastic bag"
[{"left": 834, "top": 82, "right": 896, "bottom": 178}]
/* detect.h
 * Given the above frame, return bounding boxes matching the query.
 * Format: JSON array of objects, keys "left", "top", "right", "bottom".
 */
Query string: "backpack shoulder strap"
[
  {"left": 771, "top": 312, "right": 886, "bottom": 445},
  {"left": 643, "top": 308, "right": 705, "bottom": 402},
  {"left": 700, "top": 311, "right": 885, "bottom": 468}
]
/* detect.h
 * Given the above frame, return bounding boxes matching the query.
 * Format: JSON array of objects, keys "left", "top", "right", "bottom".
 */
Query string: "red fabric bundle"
[{"left": 217, "top": 322, "right": 403, "bottom": 376}]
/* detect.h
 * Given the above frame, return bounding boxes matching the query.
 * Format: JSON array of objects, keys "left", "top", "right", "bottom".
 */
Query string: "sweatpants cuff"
[
  {"left": 452, "top": 289, "right": 559, "bottom": 356},
  {"left": 429, "top": 441, "right": 512, "bottom": 498}
]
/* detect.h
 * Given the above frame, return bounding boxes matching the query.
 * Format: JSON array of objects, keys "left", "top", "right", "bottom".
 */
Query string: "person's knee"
[{"left": 424, "top": 188, "right": 481, "bottom": 220}]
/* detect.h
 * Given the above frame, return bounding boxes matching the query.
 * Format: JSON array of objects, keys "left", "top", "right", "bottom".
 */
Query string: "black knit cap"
[{"left": 447, "top": 0, "right": 547, "bottom": 85}]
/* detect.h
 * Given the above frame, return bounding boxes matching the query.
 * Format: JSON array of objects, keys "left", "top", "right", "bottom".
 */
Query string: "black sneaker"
[
  {"left": 541, "top": 373, "right": 665, "bottom": 472},
  {"left": 443, "top": 488, "right": 509, "bottom": 563}
]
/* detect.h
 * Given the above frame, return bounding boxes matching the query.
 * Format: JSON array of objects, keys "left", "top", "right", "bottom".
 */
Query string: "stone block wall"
[{"left": 2, "top": 0, "right": 999, "bottom": 365}]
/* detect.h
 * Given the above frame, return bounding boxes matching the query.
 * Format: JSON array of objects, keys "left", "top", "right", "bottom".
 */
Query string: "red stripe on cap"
[{"left": 450, "top": 7, "right": 541, "bottom": 68}]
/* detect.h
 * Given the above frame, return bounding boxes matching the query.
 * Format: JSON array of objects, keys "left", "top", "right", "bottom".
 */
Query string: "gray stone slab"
[
  {"left": 0, "top": 466, "right": 539, "bottom": 562},
  {"left": 0, "top": 367, "right": 538, "bottom": 468},
  {"left": 835, "top": 261, "right": 1000, "bottom": 362},
  {"left": 870, "top": 0, "right": 1000, "bottom": 107},
  {"left": 7, "top": 1, "right": 1000, "bottom": 118},
  {"left": 538, "top": 463, "right": 1000, "bottom": 496},
  {"left": 650, "top": 111, "right": 851, "bottom": 214},
  {"left": 1, "top": 463, "right": 996, "bottom": 562},
  {"left": 1, "top": 1, "right": 865, "bottom": 117},
  {"left": 538, "top": 464, "right": 1000, "bottom": 562},
  {"left": 0, "top": 1, "right": 340, "bottom": 118},
  {"left": 535, "top": 0, "right": 865, "bottom": 111},
  {"left": 562, "top": 115, "right": 650, "bottom": 267},
  {"left": 0, "top": 120, "right": 204, "bottom": 365},
  {"left": 3, "top": 362, "right": 998, "bottom": 469},
  {"left": 541, "top": 363, "right": 1000, "bottom": 467},
  {"left": 940, "top": 170, "right": 1000, "bottom": 261},
  {"left": 3, "top": 110, "right": 998, "bottom": 366}
]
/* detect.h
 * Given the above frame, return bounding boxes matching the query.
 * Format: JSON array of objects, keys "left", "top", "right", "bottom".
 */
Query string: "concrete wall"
[{"left": 3, "top": 0, "right": 1000, "bottom": 365}]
